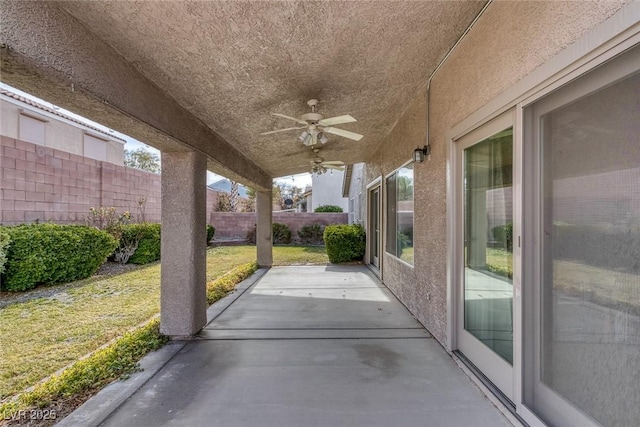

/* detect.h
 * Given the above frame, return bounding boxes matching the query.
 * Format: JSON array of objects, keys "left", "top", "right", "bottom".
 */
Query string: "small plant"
[
  {"left": 272, "top": 222, "right": 292, "bottom": 244},
  {"left": 207, "top": 224, "right": 216, "bottom": 244},
  {"left": 298, "top": 223, "right": 325, "bottom": 245},
  {"left": 113, "top": 226, "right": 144, "bottom": 265},
  {"left": 135, "top": 197, "right": 147, "bottom": 223},
  {"left": 314, "top": 205, "right": 343, "bottom": 213},
  {"left": 323, "top": 224, "right": 365, "bottom": 263},
  {"left": 86, "top": 206, "right": 131, "bottom": 240}
]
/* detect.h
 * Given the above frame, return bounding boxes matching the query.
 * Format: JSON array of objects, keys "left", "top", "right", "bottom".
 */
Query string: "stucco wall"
[
  {"left": 0, "top": 136, "right": 219, "bottom": 225},
  {"left": 365, "top": 1, "right": 629, "bottom": 346}
]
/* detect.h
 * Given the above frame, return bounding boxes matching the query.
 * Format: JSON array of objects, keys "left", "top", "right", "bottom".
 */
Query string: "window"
[
  {"left": 386, "top": 163, "right": 414, "bottom": 265},
  {"left": 19, "top": 113, "right": 46, "bottom": 145},
  {"left": 83, "top": 133, "right": 107, "bottom": 161}
]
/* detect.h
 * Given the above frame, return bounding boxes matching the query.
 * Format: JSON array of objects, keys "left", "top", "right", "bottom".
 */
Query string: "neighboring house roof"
[
  {"left": 207, "top": 179, "right": 249, "bottom": 198},
  {"left": 0, "top": 89, "right": 127, "bottom": 143}
]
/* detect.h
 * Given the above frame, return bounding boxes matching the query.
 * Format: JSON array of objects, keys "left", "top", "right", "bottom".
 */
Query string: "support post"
[
  {"left": 160, "top": 151, "right": 207, "bottom": 337},
  {"left": 256, "top": 189, "right": 273, "bottom": 267}
]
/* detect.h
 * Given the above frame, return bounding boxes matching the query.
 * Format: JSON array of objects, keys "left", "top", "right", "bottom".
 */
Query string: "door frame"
[
  {"left": 449, "top": 109, "right": 521, "bottom": 403},
  {"left": 366, "top": 177, "right": 382, "bottom": 275}
]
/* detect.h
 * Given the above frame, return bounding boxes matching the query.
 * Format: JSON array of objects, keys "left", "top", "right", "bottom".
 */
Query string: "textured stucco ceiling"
[{"left": 58, "top": 1, "right": 485, "bottom": 178}]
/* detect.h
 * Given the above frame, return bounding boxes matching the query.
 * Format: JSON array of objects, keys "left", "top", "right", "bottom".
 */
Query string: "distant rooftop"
[{"left": 0, "top": 88, "right": 126, "bottom": 143}]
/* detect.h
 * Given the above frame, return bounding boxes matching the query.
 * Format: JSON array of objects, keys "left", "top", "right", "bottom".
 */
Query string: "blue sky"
[{"left": 1, "top": 83, "right": 311, "bottom": 188}]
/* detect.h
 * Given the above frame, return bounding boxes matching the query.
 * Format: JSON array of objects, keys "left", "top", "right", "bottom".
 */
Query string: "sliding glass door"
[
  {"left": 455, "top": 111, "right": 516, "bottom": 401},
  {"left": 523, "top": 45, "right": 640, "bottom": 427}
]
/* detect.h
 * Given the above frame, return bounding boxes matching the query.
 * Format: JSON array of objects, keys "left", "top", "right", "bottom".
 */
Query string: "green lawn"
[{"left": 0, "top": 245, "right": 328, "bottom": 400}]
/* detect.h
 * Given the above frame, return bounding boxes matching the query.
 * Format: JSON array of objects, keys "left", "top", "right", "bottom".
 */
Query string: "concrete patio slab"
[
  {"left": 69, "top": 265, "right": 513, "bottom": 427},
  {"left": 205, "top": 266, "right": 423, "bottom": 330},
  {"left": 102, "top": 339, "right": 511, "bottom": 427}
]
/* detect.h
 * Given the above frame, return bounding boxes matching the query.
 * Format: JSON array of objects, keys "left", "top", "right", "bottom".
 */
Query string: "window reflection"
[
  {"left": 385, "top": 164, "right": 414, "bottom": 265},
  {"left": 464, "top": 128, "right": 513, "bottom": 364}
]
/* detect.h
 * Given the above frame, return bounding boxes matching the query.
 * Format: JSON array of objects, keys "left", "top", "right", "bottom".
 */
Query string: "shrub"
[
  {"left": 298, "top": 223, "right": 325, "bottom": 245},
  {"left": 323, "top": 224, "right": 365, "bottom": 263},
  {"left": 246, "top": 225, "right": 257, "bottom": 244},
  {"left": 246, "top": 223, "right": 292, "bottom": 245},
  {"left": 120, "top": 223, "right": 161, "bottom": 265},
  {"left": 207, "top": 224, "right": 216, "bottom": 244},
  {"left": 314, "top": 205, "right": 343, "bottom": 213},
  {"left": 3, "top": 224, "right": 118, "bottom": 292},
  {"left": 491, "top": 222, "right": 513, "bottom": 252},
  {"left": 0, "top": 227, "right": 10, "bottom": 276},
  {"left": 272, "top": 222, "right": 291, "bottom": 244}
]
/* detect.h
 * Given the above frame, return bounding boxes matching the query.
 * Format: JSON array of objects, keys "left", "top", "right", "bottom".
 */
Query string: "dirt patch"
[{"left": 0, "top": 391, "right": 94, "bottom": 427}]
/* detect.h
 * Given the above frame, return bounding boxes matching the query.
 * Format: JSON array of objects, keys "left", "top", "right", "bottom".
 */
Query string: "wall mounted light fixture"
[{"left": 413, "top": 144, "right": 431, "bottom": 163}]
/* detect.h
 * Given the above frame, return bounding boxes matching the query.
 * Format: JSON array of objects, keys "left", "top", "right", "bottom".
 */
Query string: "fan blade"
[
  {"left": 271, "top": 113, "right": 308, "bottom": 125},
  {"left": 318, "top": 115, "right": 356, "bottom": 126},
  {"left": 323, "top": 127, "right": 363, "bottom": 141},
  {"left": 260, "top": 126, "right": 307, "bottom": 135}
]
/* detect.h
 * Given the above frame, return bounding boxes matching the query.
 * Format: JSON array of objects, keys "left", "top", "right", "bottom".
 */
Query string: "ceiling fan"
[
  {"left": 309, "top": 148, "right": 344, "bottom": 175},
  {"left": 261, "top": 99, "right": 364, "bottom": 146}
]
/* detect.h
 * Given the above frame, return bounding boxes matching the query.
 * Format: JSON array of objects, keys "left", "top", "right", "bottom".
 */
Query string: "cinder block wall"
[
  {"left": 0, "top": 136, "right": 219, "bottom": 224},
  {"left": 210, "top": 211, "right": 348, "bottom": 242}
]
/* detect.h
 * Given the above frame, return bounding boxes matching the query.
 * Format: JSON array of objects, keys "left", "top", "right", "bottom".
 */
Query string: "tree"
[
  {"left": 124, "top": 148, "right": 160, "bottom": 173},
  {"left": 229, "top": 181, "right": 239, "bottom": 212},
  {"left": 272, "top": 182, "right": 303, "bottom": 210}
]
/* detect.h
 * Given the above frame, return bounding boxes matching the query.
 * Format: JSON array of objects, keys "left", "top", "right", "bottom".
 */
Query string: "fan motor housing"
[{"left": 301, "top": 112, "right": 323, "bottom": 123}]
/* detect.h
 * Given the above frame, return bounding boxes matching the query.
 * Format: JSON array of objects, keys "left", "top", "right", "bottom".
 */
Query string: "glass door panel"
[
  {"left": 525, "top": 49, "right": 640, "bottom": 427},
  {"left": 464, "top": 129, "right": 514, "bottom": 364},
  {"left": 455, "top": 110, "right": 516, "bottom": 401},
  {"left": 369, "top": 187, "right": 380, "bottom": 268}
]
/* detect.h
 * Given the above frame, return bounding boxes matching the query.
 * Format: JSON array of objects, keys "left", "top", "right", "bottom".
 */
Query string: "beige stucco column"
[
  {"left": 256, "top": 189, "right": 273, "bottom": 267},
  {"left": 160, "top": 151, "right": 207, "bottom": 337}
]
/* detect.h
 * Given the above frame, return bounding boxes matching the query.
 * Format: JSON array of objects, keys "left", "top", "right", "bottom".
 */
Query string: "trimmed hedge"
[
  {"left": 2, "top": 224, "right": 118, "bottom": 292},
  {"left": 120, "top": 223, "right": 161, "bottom": 265},
  {"left": 314, "top": 205, "right": 343, "bottom": 213},
  {"left": 323, "top": 224, "right": 365, "bottom": 263},
  {"left": 206, "top": 261, "right": 258, "bottom": 305}
]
